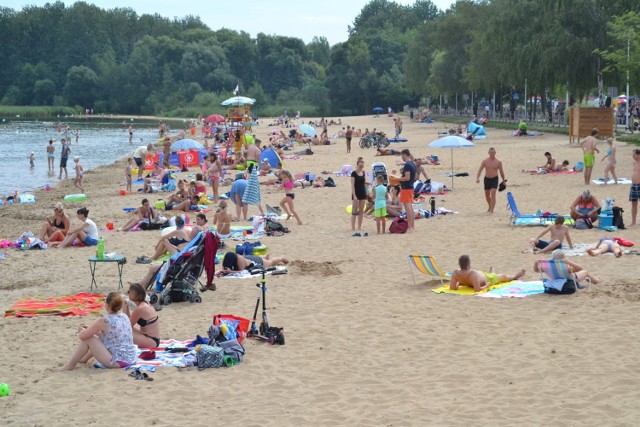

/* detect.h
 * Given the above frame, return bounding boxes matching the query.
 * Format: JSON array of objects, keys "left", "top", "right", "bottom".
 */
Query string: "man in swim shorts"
[
  {"left": 631, "top": 149, "right": 640, "bottom": 226},
  {"left": 580, "top": 128, "right": 600, "bottom": 185},
  {"left": 397, "top": 149, "right": 416, "bottom": 231},
  {"left": 476, "top": 147, "right": 505, "bottom": 214},
  {"left": 449, "top": 255, "right": 526, "bottom": 292},
  {"left": 133, "top": 144, "right": 154, "bottom": 181}
]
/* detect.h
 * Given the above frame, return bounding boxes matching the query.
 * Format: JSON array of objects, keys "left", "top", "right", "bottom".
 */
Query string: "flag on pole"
[{"left": 233, "top": 84, "right": 239, "bottom": 95}]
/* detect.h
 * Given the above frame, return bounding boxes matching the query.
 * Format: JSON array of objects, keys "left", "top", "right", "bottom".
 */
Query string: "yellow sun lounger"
[{"left": 407, "top": 255, "right": 451, "bottom": 286}]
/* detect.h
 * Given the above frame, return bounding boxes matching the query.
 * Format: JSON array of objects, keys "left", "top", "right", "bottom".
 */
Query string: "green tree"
[
  {"left": 63, "top": 65, "right": 99, "bottom": 106},
  {"left": 33, "top": 79, "right": 56, "bottom": 105}
]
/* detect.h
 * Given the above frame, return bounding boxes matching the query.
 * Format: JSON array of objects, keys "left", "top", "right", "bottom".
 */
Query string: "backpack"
[
  {"left": 389, "top": 217, "right": 409, "bottom": 234},
  {"left": 196, "top": 344, "right": 224, "bottom": 369},
  {"left": 543, "top": 278, "right": 577, "bottom": 295},
  {"left": 324, "top": 177, "right": 336, "bottom": 187},
  {"left": 574, "top": 217, "right": 593, "bottom": 229},
  {"left": 265, "top": 219, "right": 289, "bottom": 234},
  {"left": 612, "top": 206, "right": 625, "bottom": 230}
]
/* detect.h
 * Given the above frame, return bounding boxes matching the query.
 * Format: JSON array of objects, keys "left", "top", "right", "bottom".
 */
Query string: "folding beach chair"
[
  {"left": 407, "top": 255, "right": 451, "bottom": 286},
  {"left": 536, "top": 259, "right": 587, "bottom": 292},
  {"left": 506, "top": 191, "right": 540, "bottom": 226}
]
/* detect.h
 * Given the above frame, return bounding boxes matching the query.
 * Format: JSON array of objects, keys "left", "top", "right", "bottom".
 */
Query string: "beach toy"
[
  {"left": 346, "top": 205, "right": 353, "bottom": 214},
  {"left": 106, "top": 222, "right": 114, "bottom": 230},
  {"left": 45, "top": 183, "right": 51, "bottom": 191},
  {"left": 388, "top": 175, "right": 401, "bottom": 186},
  {"left": 119, "top": 189, "right": 128, "bottom": 196},
  {"left": 155, "top": 200, "right": 166, "bottom": 210},
  {"left": 341, "top": 165, "right": 353, "bottom": 174},
  {"left": 0, "top": 383, "right": 9, "bottom": 397},
  {"left": 122, "top": 207, "right": 136, "bottom": 212},
  {"left": 19, "top": 194, "right": 36, "bottom": 204},
  {"left": 64, "top": 194, "right": 87, "bottom": 202}
]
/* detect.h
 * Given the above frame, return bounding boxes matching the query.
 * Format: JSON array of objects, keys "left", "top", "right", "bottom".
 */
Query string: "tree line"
[{"left": 1, "top": 0, "right": 639, "bottom": 117}]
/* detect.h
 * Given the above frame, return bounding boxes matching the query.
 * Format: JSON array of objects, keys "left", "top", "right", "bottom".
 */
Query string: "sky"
[{"left": 4, "top": 0, "right": 455, "bottom": 45}]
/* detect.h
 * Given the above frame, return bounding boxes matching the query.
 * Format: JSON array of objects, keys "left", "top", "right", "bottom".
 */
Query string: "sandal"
[
  {"left": 200, "top": 283, "right": 216, "bottom": 292},
  {"left": 129, "top": 369, "right": 154, "bottom": 381}
]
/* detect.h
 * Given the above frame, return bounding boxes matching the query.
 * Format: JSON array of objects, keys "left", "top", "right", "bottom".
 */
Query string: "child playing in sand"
[
  {"left": 125, "top": 158, "right": 133, "bottom": 193},
  {"left": 213, "top": 200, "right": 233, "bottom": 238},
  {"left": 279, "top": 170, "right": 302, "bottom": 225},
  {"left": 28, "top": 151, "right": 35, "bottom": 168},
  {"left": 372, "top": 175, "right": 387, "bottom": 234},
  {"left": 523, "top": 215, "right": 573, "bottom": 254},
  {"left": 73, "top": 156, "right": 84, "bottom": 193}
]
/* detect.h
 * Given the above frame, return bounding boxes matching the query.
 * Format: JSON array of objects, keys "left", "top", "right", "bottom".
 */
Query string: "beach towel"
[
  {"left": 431, "top": 280, "right": 519, "bottom": 295},
  {"left": 120, "top": 339, "right": 194, "bottom": 371},
  {"left": 387, "top": 138, "right": 408, "bottom": 143},
  {"left": 242, "top": 167, "right": 261, "bottom": 205},
  {"left": 527, "top": 169, "right": 578, "bottom": 175},
  {"left": 4, "top": 292, "right": 105, "bottom": 317},
  {"left": 476, "top": 281, "right": 546, "bottom": 298},
  {"left": 592, "top": 178, "right": 633, "bottom": 185},
  {"left": 219, "top": 266, "right": 287, "bottom": 279},
  {"left": 514, "top": 217, "right": 575, "bottom": 226}
]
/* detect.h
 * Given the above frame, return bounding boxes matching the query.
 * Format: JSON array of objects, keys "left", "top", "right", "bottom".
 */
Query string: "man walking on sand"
[
  {"left": 630, "top": 149, "right": 640, "bottom": 226},
  {"left": 580, "top": 128, "right": 600, "bottom": 185},
  {"left": 476, "top": 147, "right": 505, "bottom": 213}
]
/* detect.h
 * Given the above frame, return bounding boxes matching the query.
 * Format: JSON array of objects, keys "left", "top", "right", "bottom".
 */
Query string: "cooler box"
[{"left": 598, "top": 214, "right": 613, "bottom": 229}]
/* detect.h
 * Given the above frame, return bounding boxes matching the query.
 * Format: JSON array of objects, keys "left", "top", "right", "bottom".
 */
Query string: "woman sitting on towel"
[
  {"left": 386, "top": 185, "right": 403, "bottom": 217},
  {"left": 165, "top": 179, "right": 189, "bottom": 206},
  {"left": 142, "top": 216, "right": 191, "bottom": 261},
  {"left": 119, "top": 198, "right": 156, "bottom": 232},
  {"left": 221, "top": 252, "right": 289, "bottom": 274},
  {"left": 38, "top": 202, "right": 70, "bottom": 243},
  {"left": 60, "top": 292, "right": 136, "bottom": 370},
  {"left": 123, "top": 284, "right": 160, "bottom": 348},
  {"left": 213, "top": 201, "right": 232, "bottom": 239},
  {"left": 52, "top": 207, "right": 99, "bottom": 248}
]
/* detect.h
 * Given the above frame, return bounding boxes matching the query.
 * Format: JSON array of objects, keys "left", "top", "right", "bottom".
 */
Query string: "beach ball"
[
  {"left": 0, "top": 383, "right": 9, "bottom": 397},
  {"left": 346, "top": 205, "right": 353, "bottom": 214},
  {"left": 8, "top": 199, "right": 13, "bottom": 204},
  {"left": 45, "top": 184, "right": 51, "bottom": 191},
  {"left": 119, "top": 189, "right": 126, "bottom": 196}
]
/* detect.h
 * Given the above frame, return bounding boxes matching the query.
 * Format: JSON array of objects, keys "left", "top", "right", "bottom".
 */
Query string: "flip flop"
[{"left": 352, "top": 233, "right": 361, "bottom": 237}]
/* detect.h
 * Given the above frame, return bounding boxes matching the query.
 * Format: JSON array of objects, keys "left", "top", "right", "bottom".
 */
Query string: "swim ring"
[{"left": 64, "top": 194, "right": 87, "bottom": 202}]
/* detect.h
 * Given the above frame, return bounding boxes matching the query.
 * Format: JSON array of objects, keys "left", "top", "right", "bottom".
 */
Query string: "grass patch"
[
  {"left": 617, "top": 134, "right": 640, "bottom": 146},
  {"left": 0, "top": 105, "right": 81, "bottom": 119}
]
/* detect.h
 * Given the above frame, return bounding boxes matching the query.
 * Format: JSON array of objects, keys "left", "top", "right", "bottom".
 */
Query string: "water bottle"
[
  {"left": 97, "top": 237, "right": 105, "bottom": 260},
  {"left": 429, "top": 197, "right": 436, "bottom": 215}
]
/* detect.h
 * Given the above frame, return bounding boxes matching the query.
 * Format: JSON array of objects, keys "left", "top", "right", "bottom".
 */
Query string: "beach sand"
[{"left": 1, "top": 115, "right": 640, "bottom": 426}]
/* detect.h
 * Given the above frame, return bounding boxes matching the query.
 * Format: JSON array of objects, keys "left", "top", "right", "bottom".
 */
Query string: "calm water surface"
[{"left": 0, "top": 118, "right": 176, "bottom": 196}]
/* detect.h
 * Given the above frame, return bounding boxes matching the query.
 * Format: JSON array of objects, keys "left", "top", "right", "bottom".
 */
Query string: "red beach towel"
[{"left": 4, "top": 292, "right": 105, "bottom": 318}]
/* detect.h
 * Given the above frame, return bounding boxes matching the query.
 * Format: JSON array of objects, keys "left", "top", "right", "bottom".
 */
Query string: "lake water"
[{"left": 0, "top": 118, "right": 172, "bottom": 196}]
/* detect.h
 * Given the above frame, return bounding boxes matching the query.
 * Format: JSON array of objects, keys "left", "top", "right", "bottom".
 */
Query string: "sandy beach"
[{"left": 1, "top": 114, "right": 640, "bottom": 426}]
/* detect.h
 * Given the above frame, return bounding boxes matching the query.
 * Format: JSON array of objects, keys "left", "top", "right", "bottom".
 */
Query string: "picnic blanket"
[
  {"left": 514, "top": 216, "right": 575, "bottom": 226},
  {"left": 431, "top": 280, "right": 519, "bottom": 295},
  {"left": 219, "top": 266, "right": 288, "bottom": 279},
  {"left": 592, "top": 178, "right": 633, "bottom": 185},
  {"left": 4, "top": 292, "right": 105, "bottom": 317},
  {"left": 476, "top": 281, "right": 545, "bottom": 298}
]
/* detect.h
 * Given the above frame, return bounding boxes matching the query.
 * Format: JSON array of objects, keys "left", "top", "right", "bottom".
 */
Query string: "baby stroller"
[
  {"left": 148, "top": 231, "right": 219, "bottom": 306},
  {"left": 370, "top": 162, "right": 388, "bottom": 186}
]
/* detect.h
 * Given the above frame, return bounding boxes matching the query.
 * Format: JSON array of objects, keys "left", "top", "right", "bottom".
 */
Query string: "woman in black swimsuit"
[
  {"left": 145, "top": 216, "right": 191, "bottom": 261},
  {"left": 38, "top": 202, "right": 71, "bottom": 243},
  {"left": 350, "top": 157, "right": 369, "bottom": 234},
  {"left": 124, "top": 284, "right": 160, "bottom": 348}
]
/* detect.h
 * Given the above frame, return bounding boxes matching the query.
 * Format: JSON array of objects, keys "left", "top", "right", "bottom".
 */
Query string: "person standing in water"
[{"left": 46, "top": 139, "right": 55, "bottom": 172}]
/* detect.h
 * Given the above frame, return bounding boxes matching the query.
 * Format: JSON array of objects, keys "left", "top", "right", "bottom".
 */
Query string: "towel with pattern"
[
  {"left": 476, "top": 281, "right": 545, "bottom": 298},
  {"left": 4, "top": 292, "right": 106, "bottom": 317},
  {"left": 431, "top": 280, "right": 519, "bottom": 295}
]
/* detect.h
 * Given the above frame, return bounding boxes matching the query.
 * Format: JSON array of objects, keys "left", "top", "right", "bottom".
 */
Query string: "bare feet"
[
  {"left": 513, "top": 269, "right": 526, "bottom": 280},
  {"left": 587, "top": 249, "right": 596, "bottom": 256},
  {"left": 615, "top": 251, "right": 623, "bottom": 258}
]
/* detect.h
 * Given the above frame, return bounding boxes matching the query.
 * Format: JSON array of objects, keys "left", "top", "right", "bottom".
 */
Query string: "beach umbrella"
[
  {"left": 221, "top": 96, "right": 256, "bottom": 106},
  {"left": 372, "top": 107, "right": 384, "bottom": 112},
  {"left": 428, "top": 135, "right": 474, "bottom": 189},
  {"left": 203, "top": 114, "right": 225, "bottom": 123},
  {"left": 172, "top": 138, "right": 204, "bottom": 151},
  {"left": 299, "top": 123, "right": 316, "bottom": 137}
]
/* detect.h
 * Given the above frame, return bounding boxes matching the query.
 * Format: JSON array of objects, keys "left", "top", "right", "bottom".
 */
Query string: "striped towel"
[
  {"left": 4, "top": 292, "right": 106, "bottom": 317},
  {"left": 242, "top": 167, "right": 261, "bottom": 205}
]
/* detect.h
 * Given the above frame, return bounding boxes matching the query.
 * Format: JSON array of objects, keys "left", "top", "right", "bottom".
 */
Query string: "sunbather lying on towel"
[
  {"left": 450, "top": 255, "right": 525, "bottom": 292},
  {"left": 587, "top": 237, "right": 623, "bottom": 258},
  {"left": 221, "top": 252, "right": 289, "bottom": 274}
]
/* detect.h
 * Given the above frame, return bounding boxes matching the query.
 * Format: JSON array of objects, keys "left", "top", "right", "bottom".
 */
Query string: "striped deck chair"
[
  {"left": 408, "top": 255, "right": 450, "bottom": 285},
  {"left": 537, "top": 259, "right": 586, "bottom": 292}
]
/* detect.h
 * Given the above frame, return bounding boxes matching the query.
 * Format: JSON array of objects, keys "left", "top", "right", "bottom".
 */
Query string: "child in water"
[
  {"left": 28, "top": 152, "right": 35, "bottom": 168},
  {"left": 73, "top": 156, "right": 84, "bottom": 193},
  {"left": 125, "top": 158, "right": 133, "bottom": 193}
]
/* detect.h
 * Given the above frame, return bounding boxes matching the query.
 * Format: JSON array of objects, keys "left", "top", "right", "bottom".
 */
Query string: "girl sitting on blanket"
[
  {"left": 214, "top": 201, "right": 232, "bottom": 239},
  {"left": 60, "top": 293, "right": 136, "bottom": 370}
]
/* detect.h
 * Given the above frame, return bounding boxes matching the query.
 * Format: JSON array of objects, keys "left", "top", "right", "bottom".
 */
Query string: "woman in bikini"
[
  {"left": 213, "top": 200, "right": 232, "bottom": 238},
  {"left": 119, "top": 198, "right": 156, "bottom": 231},
  {"left": 601, "top": 138, "right": 618, "bottom": 185},
  {"left": 165, "top": 179, "right": 189, "bottom": 207},
  {"left": 207, "top": 153, "right": 223, "bottom": 203},
  {"left": 123, "top": 284, "right": 160, "bottom": 348},
  {"left": 350, "top": 157, "right": 368, "bottom": 233},
  {"left": 143, "top": 216, "right": 191, "bottom": 261},
  {"left": 279, "top": 170, "right": 302, "bottom": 225},
  {"left": 39, "top": 202, "right": 70, "bottom": 243},
  {"left": 587, "top": 237, "right": 623, "bottom": 258}
]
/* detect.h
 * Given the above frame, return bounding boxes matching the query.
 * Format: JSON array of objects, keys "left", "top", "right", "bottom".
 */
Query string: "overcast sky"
[{"left": 4, "top": 0, "right": 455, "bottom": 45}]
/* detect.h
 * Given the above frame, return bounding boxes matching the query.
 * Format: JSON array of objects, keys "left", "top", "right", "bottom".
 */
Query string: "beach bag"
[
  {"left": 543, "top": 278, "right": 577, "bottom": 295},
  {"left": 213, "top": 314, "right": 250, "bottom": 343},
  {"left": 196, "top": 344, "right": 224, "bottom": 369},
  {"left": 612, "top": 206, "right": 625, "bottom": 230},
  {"left": 574, "top": 217, "right": 593, "bottom": 230},
  {"left": 266, "top": 219, "right": 288, "bottom": 233},
  {"left": 139, "top": 221, "right": 162, "bottom": 231},
  {"left": 324, "top": 177, "right": 336, "bottom": 187},
  {"left": 389, "top": 217, "right": 409, "bottom": 234}
]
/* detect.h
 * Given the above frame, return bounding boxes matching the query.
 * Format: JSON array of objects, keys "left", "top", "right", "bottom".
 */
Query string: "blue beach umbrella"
[
  {"left": 372, "top": 107, "right": 384, "bottom": 112},
  {"left": 298, "top": 123, "right": 316, "bottom": 137},
  {"left": 221, "top": 96, "right": 256, "bottom": 106},
  {"left": 428, "top": 135, "right": 474, "bottom": 189},
  {"left": 172, "top": 139, "right": 204, "bottom": 150}
]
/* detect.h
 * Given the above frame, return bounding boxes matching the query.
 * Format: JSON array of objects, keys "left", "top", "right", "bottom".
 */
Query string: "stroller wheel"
[
  {"left": 277, "top": 332, "right": 285, "bottom": 345},
  {"left": 149, "top": 293, "right": 158, "bottom": 305},
  {"left": 162, "top": 295, "right": 172, "bottom": 306},
  {"left": 191, "top": 295, "right": 202, "bottom": 303}
]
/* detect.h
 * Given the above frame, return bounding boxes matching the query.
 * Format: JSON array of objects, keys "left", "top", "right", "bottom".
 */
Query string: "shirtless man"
[
  {"left": 523, "top": 215, "right": 573, "bottom": 254},
  {"left": 580, "top": 128, "right": 600, "bottom": 185},
  {"left": 450, "top": 255, "right": 525, "bottom": 292},
  {"left": 630, "top": 149, "right": 640, "bottom": 226},
  {"left": 245, "top": 138, "right": 261, "bottom": 172},
  {"left": 476, "top": 147, "right": 506, "bottom": 213}
]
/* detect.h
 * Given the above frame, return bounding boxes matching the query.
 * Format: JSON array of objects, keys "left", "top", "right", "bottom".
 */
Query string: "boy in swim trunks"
[
  {"left": 450, "top": 255, "right": 526, "bottom": 292},
  {"left": 631, "top": 149, "right": 640, "bottom": 226},
  {"left": 523, "top": 215, "right": 573, "bottom": 254},
  {"left": 580, "top": 128, "right": 600, "bottom": 185},
  {"left": 476, "top": 147, "right": 506, "bottom": 214}
]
